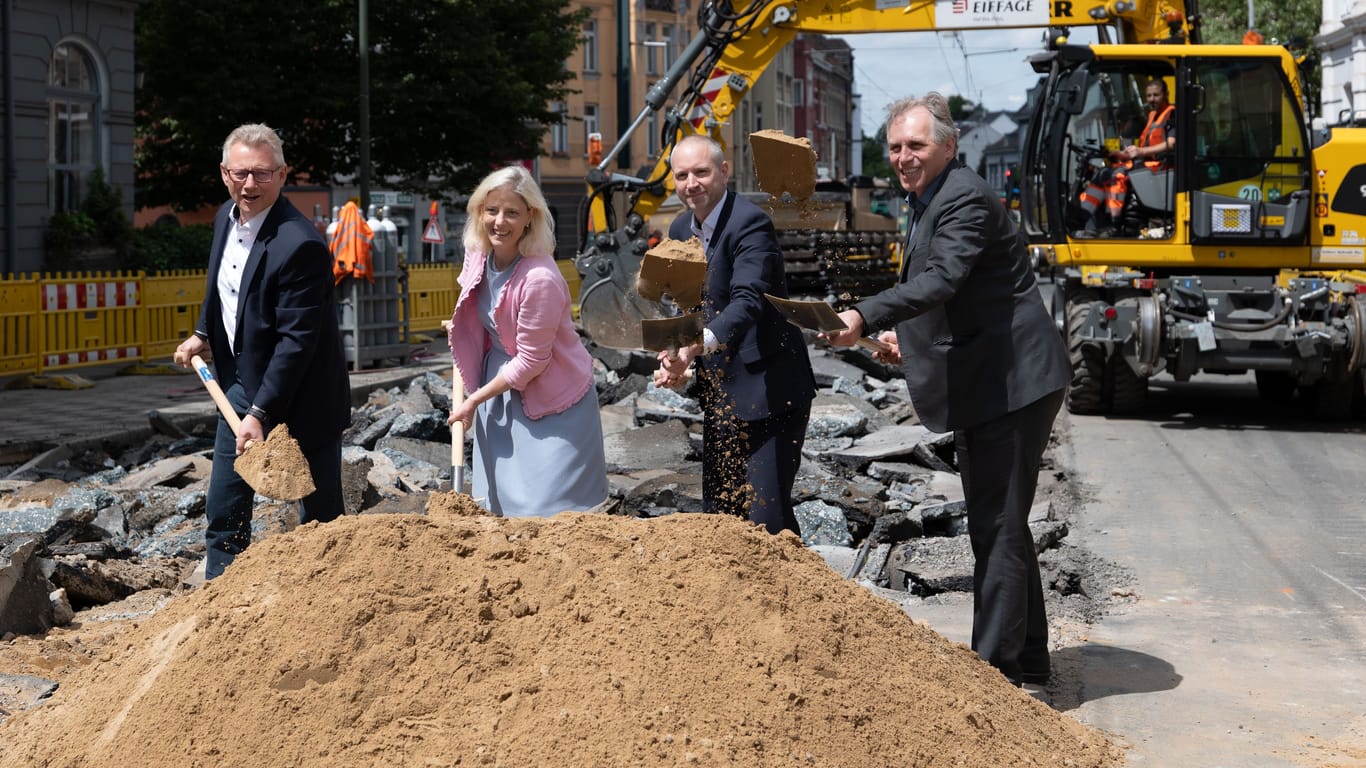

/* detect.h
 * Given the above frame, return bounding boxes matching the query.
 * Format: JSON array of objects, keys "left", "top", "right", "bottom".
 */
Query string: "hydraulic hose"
[{"left": 1167, "top": 295, "right": 1294, "bottom": 332}]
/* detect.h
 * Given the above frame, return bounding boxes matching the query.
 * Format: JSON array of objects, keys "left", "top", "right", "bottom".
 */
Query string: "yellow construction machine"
[{"left": 576, "top": 0, "right": 1366, "bottom": 417}]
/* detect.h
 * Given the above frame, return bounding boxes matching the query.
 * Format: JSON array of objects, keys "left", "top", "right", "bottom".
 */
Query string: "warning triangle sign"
[{"left": 422, "top": 217, "right": 445, "bottom": 244}]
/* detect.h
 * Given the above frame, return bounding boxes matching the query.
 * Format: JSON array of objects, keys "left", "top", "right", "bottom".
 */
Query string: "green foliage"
[
  {"left": 135, "top": 0, "right": 589, "bottom": 210},
  {"left": 44, "top": 169, "right": 134, "bottom": 271},
  {"left": 82, "top": 168, "right": 134, "bottom": 257},
  {"left": 860, "top": 123, "right": 893, "bottom": 184},
  {"left": 43, "top": 211, "right": 98, "bottom": 269},
  {"left": 129, "top": 224, "right": 215, "bottom": 272},
  {"left": 947, "top": 95, "right": 980, "bottom": 122},
  {"left": 1196, "top": 0, "right": 1321, "bottom": 115}
]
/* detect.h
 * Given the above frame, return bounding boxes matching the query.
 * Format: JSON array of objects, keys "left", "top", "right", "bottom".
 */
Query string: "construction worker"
[{"left": 1077, "top": 78, "right": 1175, "bottom": 237}]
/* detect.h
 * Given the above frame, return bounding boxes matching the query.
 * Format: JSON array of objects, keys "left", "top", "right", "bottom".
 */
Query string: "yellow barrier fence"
[
  {"left": 0, "top": 274, "right": 41, "bottom": 376},
  {"left": 406, "top": 262, "right": 460, "bottom": 334},
  {"left": 38, "top": 271, "right": 146, "bottom": 374},
  {"left": 0, "top": 259, "right": 585, "bottom": 381},
  {"left": 143, "top": 270, "right": 207, "bottom": 361}
]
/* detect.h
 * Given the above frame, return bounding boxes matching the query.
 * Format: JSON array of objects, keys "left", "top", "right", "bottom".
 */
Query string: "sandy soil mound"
[{"left": 0, "top": 513, "right": 1124, "bottom": 767}]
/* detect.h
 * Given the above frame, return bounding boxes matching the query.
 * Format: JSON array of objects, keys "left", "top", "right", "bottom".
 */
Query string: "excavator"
[{"left": 575, "top": 0, "right": 1366, "bottom": 418}]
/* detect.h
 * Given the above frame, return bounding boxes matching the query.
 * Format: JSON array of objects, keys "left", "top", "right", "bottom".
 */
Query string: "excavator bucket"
[
  {"left": 578, "top": 277, "right": 668, "bottom": 350},
  {"left": 575, "top": 209, "right": 678, "bottom": 350}
]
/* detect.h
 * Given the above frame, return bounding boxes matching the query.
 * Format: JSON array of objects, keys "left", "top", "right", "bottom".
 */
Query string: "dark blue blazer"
[
  {"left": 669, "top": 191, "right": 815, "bottom": 421},
  {"left": 197, "top": 197, "right": 351, "bottom": 448},
  {"left": 855, "top": 162, "right": 1069, "bottom": 433}
]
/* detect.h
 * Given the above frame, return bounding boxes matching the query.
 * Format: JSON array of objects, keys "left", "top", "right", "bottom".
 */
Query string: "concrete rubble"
[{"left": 0, "top": 335, "right": 1102, "bottom": 725}]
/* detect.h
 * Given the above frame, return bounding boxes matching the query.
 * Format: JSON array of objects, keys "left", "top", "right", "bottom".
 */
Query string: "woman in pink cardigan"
[{"left": 446, "top": 166, "right": 608, "bottom": 516}]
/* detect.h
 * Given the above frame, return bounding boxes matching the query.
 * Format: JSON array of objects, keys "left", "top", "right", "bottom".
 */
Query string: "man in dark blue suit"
[
  {"left": 827, "top": 94, "right": 1071, "bottom": 687},
  {"left": 655, "top": 135, "right": 816, "bottom": 536},
  {"left": 173, "top": 123, "right": 350, "bottom": 580}
]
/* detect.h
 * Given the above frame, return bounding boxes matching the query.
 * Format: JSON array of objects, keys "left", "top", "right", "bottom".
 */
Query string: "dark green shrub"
[
  {"left": 43, "top": 168, "right": 133, "bottom": 272},
  {"left": 130, "top": 223, "right": 215, "bottom": 271},
  {"left": 43, "top": 211, "right": 101, "bottom": 272}
]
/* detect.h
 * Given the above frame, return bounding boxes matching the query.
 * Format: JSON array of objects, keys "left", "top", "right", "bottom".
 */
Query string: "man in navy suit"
[
  {"left": 826, "top": 94, "right": 1071, "bottom": 687},
  {"left": 655, "top": 135, "right": 816, "bottom": 536},
  {"left": 173, "top": 123, "right": 350, "bottom": 580}
]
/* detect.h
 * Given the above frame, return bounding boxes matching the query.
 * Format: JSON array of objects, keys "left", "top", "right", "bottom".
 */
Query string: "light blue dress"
[{"left": 470, "top": 255, "right": 608, "bottom": 517}]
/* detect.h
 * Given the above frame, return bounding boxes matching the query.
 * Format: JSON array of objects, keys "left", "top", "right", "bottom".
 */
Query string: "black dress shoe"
[{"left": 1019, "top": 670, "right": 1050, "bottom": 685}]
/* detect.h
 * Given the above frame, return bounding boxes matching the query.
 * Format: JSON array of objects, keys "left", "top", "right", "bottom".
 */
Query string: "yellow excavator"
[{"left": 575, "top": 0, "right": 1366, "bottom": 417}]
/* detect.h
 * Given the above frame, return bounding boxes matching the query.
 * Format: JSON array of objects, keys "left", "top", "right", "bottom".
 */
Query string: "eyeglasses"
[{"left": 223, "top": 166, "right": 280, "bottom": 183}]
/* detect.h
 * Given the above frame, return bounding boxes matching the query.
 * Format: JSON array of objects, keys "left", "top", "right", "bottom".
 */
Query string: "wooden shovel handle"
[
  {"left": 451, "top": 364, "right": 465, "bottom": 467},
  {"left": 856, "top": 336, "right": 891, "bottom": 354},
  {"left": 191, "top": 355, "right": 243, "bottom": 433}
]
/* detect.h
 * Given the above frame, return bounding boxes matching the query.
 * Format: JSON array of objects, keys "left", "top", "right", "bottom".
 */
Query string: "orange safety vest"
[
  {"left": 1138, "top": 103, "right": 1175, "bottom": 170},
  {"left": 1079, "top": 102, "right": 1174, "bottom": 216},
  {"left": 329, "top": 202, "right": 374, "bottom": 284}
]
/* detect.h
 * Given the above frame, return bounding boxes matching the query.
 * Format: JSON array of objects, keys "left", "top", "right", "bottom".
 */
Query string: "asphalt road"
[{"left": 1053, "top": 374, "right": 1366, "bottom": 767}]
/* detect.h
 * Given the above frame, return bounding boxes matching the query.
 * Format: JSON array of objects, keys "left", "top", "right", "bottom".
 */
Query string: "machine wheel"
[
  {"left": 1308, "top": 374, "right": 1355, "bottom": 421},
  {"left": 1254, "top": 370, "right": 1295, "bottom": 405},
  {"left": 1065, "top": 291, "right": 1107, "bottom": 414},
  {"left": 1107, "top": 353, "right": 1148, "bottom": 413}
]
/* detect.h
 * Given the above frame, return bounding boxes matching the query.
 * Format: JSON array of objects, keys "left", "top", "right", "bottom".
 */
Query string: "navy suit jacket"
[
  {"left": 855, "top": 162, "right": 1069, "bottom": 433},
  {"left": 669, "top": 191, "right": 815, "bottom": 421},
  {"left": 196, "top": 197, "right": 350, "bottom": 449}
]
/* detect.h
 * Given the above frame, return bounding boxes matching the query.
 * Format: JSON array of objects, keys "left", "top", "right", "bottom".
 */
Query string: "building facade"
[
  {"left": 792, "top": 35, "right": 855, "bottom": 183},
  {"left": 537, "top": 0, "right": 703, "bottom": 261},
  {"left": 539, "top": 2, "right": 853, "bottom": 259},
  {"left": 1318, "top": 0, "right": 1366, "bottom": 124},
  {"left": 0, "top": 0, "right": 138, "bottom": 275}
]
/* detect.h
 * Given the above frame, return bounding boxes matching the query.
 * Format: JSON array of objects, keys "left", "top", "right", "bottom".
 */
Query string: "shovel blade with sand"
[
  {"left": 636, "top": 237, "right": 707, "bottom": 311},
  {"left": 190, "top": 355, "right": 316, "bottom": 501}
]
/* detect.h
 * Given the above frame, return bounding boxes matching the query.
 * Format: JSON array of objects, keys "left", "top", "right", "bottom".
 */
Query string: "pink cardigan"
[{"left": 446, "top": 249, "right": 594, "bottom": 419}]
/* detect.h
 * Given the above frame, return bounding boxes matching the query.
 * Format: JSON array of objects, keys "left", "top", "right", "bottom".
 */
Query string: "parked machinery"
[{"left": 575, "top": 0, "right": 1366, "bottom": 418}]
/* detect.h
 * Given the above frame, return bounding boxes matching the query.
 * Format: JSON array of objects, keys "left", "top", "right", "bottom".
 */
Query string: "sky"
[{"left": 835, "top": 27, "right": 1100, "bottom": 137}]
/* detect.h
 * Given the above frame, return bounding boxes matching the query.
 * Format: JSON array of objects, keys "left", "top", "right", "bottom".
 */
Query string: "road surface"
[{"left": 1055, "top": 374, "right": 1366, "bottom": 767}]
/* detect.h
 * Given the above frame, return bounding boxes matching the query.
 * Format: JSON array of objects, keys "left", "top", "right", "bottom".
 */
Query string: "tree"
[
  {"left": 947, "top": 94, "right": 980, "bottom": 122},
  {"left": 135, "top": 0, "right": 588, "bottom": 210},
  {"left": 859, "top": 123, "right": 893, "bottom": 182},
  {"left": 1196, "top": 0, "right": 1321, "bottom": 114}
]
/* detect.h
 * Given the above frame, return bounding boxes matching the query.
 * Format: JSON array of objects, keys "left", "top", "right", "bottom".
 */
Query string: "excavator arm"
[{"left": 575, "top": 0, "right": 1196, "bottom": 349}]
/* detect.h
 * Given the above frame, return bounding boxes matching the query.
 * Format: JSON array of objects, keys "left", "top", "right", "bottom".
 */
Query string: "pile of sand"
[{"left": 0, "top": 509, "right": 1124, "bottom": 767}]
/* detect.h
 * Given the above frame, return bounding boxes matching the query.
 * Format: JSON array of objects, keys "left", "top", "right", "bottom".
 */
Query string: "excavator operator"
[{"left": 1077, "top": 78, "right": 1175, "bottom": 237}]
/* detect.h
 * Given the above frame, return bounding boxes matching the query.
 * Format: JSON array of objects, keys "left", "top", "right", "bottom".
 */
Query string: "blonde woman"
[{"left": 446, "top": 166, "right": 607, "bottom": 516}]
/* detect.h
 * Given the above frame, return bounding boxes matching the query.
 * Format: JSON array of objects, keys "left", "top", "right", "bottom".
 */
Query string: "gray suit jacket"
[{"left": 855, "top": 162, "right": 1068, "bottom": 433}]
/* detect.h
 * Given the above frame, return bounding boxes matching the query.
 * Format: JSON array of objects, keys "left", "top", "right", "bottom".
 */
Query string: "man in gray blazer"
[{"left": 826, "top": 93, "right": 1070, "bottom": 687}]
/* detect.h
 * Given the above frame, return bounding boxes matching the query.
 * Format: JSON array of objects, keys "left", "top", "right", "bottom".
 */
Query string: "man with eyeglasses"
[{"left": 173, "top": 123, "right": 350, "bottom": 580}]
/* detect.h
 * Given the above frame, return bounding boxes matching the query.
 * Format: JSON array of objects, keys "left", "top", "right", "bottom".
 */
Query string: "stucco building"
[{"left": 0, "top": 0, "right": 137, "bottom": 275}]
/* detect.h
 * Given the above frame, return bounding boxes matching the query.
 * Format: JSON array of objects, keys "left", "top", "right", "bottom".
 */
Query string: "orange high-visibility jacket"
[
  {"left": 330, "top": 201, "right": 374, "bottom": 284},
  {"left": 1137, "top": 103, "right": 1175, "bottom": 170},
  {"left": 1079, "top": 102, "right": 1175, "bottom": 216}
]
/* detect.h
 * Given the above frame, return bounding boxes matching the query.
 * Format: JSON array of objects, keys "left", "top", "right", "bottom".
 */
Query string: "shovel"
[
  {"left": 451, "top": 363, "right": 466, "bottom": 493},
  {"left": 763, "top": 294, "right": 890, "bottom": 354},
  {"left": 190, "top": 355, "right": 316, "bottom": 501}
]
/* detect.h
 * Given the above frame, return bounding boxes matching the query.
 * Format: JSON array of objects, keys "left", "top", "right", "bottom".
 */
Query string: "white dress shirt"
[{"left": 217, "top": 203, "right": 274, "bottom": 353}]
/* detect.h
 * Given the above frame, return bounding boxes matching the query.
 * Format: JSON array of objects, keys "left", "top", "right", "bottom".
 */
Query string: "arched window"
[{"left": 48, "top": 41, "right": 102, "bottom": 213}]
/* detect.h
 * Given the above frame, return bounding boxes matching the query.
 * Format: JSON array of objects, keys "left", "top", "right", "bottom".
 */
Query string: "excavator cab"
[{"left": 1021, "top": 45, "right": 1312, "bottom": 251}]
